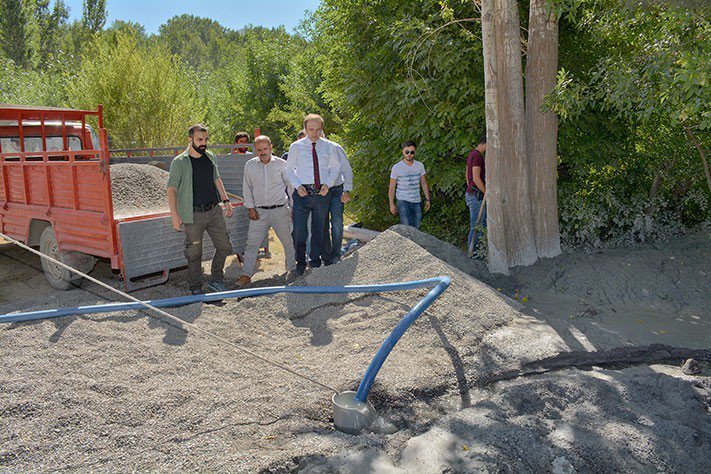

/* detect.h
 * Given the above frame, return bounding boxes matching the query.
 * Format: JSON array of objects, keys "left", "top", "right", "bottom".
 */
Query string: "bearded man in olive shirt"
[{"left": 167, "top": 124, "right": 234, "bottom": 295}]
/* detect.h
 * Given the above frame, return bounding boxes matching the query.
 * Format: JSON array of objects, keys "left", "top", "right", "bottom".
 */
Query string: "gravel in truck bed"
[{"left": 110, "top": 163, "right": 170, "bottom": 218}]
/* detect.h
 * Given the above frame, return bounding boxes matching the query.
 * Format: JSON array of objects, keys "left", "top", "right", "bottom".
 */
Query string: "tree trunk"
[
  {"left": 684, "top": 125, "right": 711, "bottom": 196},
  {"left": 481, "top": 0, "right": 537, "bottom": 274},
  {"left": 525, "top": 0, "right": 561, "bottom": 259}
]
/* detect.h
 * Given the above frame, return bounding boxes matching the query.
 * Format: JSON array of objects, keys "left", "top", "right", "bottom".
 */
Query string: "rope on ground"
[{"left": 0, "top": 232, "right": 339, "bottom": 394}]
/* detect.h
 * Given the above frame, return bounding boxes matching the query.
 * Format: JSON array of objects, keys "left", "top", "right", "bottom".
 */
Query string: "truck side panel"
[
  {"left": 118, "top": 207, "right": 249, "bottom": 285},
  {"left": 75, "top": 163, "right": 108, "bottom": 212},
  {"left": 0, "top": 161, "right": 114, "bottom": 258},
  {"left": 49, "top": 166, "right": 74, "bottom": 208},
  {"left": 0, "top": 206, "right": 26, "bottom": 239},
  {"left": 4, "top": 165, "right": 25, "bottom": 202}
]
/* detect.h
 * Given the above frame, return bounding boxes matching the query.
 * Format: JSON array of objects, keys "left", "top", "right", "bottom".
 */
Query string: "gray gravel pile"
[
  {"left": 0, "top": 229, "right": 564, "bottom": 471},
  {"left": 302, "top": 365, "right": 711, "bottom": 473},
  {"left": 1, "top": 228, "right": 709, "bottom": 472},
  {"left": 392, "top": 224, "right": 711, "bottom": 312},
  {"left": 110, "top": 163, "right": 170, "bottom": 218}
]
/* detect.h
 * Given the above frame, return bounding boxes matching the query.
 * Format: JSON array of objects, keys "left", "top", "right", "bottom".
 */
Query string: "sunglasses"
[{"left": 404, "top": 150, "right": 416, "bottom": 155}]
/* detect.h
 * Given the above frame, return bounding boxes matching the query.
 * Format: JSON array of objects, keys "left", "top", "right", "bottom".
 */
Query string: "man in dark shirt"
[
  {"left": 167, "top": 124, "right": 234, "bottom": 294},
  {"left": 465, "top": 133, "right": 487, "bottom": 253}
]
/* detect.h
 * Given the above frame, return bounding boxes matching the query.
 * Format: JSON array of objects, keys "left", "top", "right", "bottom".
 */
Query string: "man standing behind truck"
[
  {"left": 167, "top": 124, "right": 234, "bottom": 295},
  {"left": 234, "top": 131, "right": 250, "bottom": 154}
]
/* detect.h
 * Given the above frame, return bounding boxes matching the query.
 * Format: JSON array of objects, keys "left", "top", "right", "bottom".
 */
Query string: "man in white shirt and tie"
[
  {"left": 238, "top": 135, "right": 295, "bottom": 286},
  {"left": 286, "top": 114, "right": 341, "bottom": 275}
]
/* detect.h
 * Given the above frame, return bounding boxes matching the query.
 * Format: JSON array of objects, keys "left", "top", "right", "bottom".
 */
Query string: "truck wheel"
[{"left": 39, "top": 227, "right": 84, "bottom": 290}]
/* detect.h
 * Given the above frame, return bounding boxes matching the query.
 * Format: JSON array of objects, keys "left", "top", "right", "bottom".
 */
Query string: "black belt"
[
  {"left": 193, "top": 201, "right": 217, "bottom": 212},
  {"left": 257, "top": 204, "right": 285, "bottom": 210},
  {"left": 302, "top": 184, "right": 321, "bottom": 195}
]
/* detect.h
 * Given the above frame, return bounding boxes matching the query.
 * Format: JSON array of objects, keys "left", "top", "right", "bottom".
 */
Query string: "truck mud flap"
[{"left": 118, "top": 208, "right": 249, "bottom": 291}]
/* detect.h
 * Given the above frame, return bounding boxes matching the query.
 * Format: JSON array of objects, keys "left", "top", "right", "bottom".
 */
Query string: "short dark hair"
[
  {"left": 296, "top": 130, "right": 306, "bottom": 140},
  {"left": 234, "top": 131, "right": 250, "bottom": 142},
  {"left": 478, "top": 132, "right": 487, "bottom": 145},
  {"left": 188, "top": 124, "right": 208, "bottom": 137},
  {"left": 402, "top": 140, "right": 416, "bottom": 149}
]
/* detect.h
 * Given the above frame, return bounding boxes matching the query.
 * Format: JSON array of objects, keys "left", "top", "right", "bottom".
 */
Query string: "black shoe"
[
  {"left": 207, "top": 280, "right": 228, "bottom": 293},
  {"left": 294, "top": 265, "right": 306, "bottom": 276},
  {"left": 190, "top": 287, "right": 205, "bottom": 296}
]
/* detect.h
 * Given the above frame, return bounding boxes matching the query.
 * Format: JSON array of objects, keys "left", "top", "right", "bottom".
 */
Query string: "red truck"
[{"left": 0, "top": 105, "right": 250, "bottom": 291}]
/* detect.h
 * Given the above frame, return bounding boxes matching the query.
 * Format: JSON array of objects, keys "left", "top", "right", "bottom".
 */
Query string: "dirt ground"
[{"left": 0, "top": 228, "right": 709, "bottom": 472}]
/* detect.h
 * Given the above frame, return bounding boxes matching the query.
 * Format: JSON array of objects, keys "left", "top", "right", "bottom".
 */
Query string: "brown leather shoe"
[{"left": 236, "top": 275, "right": 251, "bottom": 287}]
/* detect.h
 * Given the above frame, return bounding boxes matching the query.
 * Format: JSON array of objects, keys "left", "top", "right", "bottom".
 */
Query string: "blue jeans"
[
  {"left": 292, "top": 190, "right": 330, "bottom": 270},
  {"left": 397, "top": 200, "right": 422, "bottom": 229},
  {"left": 321, "top": 185, "right": 344, "bottom": 265},
  {"left": 466, "top": 191, "right": 487, "bottom": 251}
]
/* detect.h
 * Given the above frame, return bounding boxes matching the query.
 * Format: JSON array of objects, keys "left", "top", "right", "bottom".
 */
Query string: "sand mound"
[
  {"left": 304, "top": 364, "right": 711, "bottom": 473},
  {"left": 0, "top": 229, "right": 565, "bottom": 471},
  {"left": 1, "top": 228, "right": 709, "bottom": 472},
  {"left": 392, "top": 224, "right": 710, "bottom": 313},
  {"left": 110, "top": 163, "right": 170, "bottom": 218}
]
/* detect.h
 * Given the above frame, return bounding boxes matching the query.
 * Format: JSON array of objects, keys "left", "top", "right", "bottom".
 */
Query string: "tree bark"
[
  {"left": 684, "top": 125, "right": 711, "bottom": 196},
  {"left": 481, "top": 0, "right": 537, "bottom": 274},
  {"left": 525, "top": 0, "right": 561, "bottom": 259}
]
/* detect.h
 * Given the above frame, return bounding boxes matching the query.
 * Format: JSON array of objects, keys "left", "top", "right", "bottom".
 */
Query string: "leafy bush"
[
  {"left": 559, "top": 191, "right": 689, "bottom": 250},
  {"left": 67, "top": 31, "right": 203, "bottom": 149}
]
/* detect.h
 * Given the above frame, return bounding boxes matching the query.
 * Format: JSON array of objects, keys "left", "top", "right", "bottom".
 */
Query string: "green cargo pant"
[{"left": 183, "top": 205, "right": 233, "bottom": 290}]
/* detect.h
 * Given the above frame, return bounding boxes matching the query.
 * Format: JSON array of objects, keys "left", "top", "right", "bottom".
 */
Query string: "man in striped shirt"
[{"left": 388, "top": 140, "right": 430, "bottom": 229}]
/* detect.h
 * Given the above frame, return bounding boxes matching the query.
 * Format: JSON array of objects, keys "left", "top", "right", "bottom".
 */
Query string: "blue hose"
[
  {"left": 355, "top": 276, "right": 450, "bottom": 401},
  {"left": 0, "top": 276, "right": 451, "bottom": 401}
]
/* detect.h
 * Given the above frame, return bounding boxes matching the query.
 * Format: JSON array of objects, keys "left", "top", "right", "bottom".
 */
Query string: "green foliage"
[
  {"left": 0, "top": 0, "right": 32, "bottom": 67},
  {"left": 82, "top": 0, "right": 106, "bottom": 34},
  {"left": 67, "top": 31, "right": 203, "bottom": 148},
  {"left": 157, "top": 14, "right": 233, "bottom": 70},
  {"left": 313, "top": 0, "right": 485, "bottom": 244},
  {"left": 201, "top": 26, "right": 308, "bottom": 151},
  {"left": 266, "top": 15, "right": 344, "bottom": 148},
  {"left": 1, "top": 0, "right": 707, "bottom": 251},
  {"left": 550, "top": 0, "right": 710, "bottom": 246},
  {"left": 554, "top": 0, "right": 710, "bottom": 131},
  {"left": 0, "top": 57, "right": 69, "bottom": 105}
]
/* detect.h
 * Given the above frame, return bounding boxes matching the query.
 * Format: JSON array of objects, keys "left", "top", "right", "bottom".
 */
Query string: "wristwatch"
[{"left": 222, "top": 199, "right": 230, "bottom": 204}]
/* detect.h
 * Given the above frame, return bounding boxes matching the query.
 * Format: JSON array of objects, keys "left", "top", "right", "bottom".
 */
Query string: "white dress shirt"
[
  {"left": 332, "top": 143, "right": 353, "bottom": 192},
  {"left": 285, "top": 137, "right": 341, "bottom": 189},
  {"left": 242, "top": 155, "right": 292, "bottom": 208}
]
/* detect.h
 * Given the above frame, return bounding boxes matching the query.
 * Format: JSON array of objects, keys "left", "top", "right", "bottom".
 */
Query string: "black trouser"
[
  {"left": 292, "top": 189, "right": 330, "bottom": 270},
  {"left": 183, "top": 205, "right": 233, "bottom": 289}
]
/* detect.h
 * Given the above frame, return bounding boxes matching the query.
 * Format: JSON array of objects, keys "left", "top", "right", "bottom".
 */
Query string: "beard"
[{"left": 192, "top": 141, "right": 207, "bottom": 155}]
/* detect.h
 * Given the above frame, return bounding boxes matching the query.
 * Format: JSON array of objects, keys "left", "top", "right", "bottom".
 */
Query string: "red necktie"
[{"left": 312, "top": 142, "right": 321, "bottom": 189}]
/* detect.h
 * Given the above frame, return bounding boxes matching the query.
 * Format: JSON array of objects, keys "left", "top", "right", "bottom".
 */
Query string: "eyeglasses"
[{"left": 404, "top": 150, "right": 416, "bottom": 155}]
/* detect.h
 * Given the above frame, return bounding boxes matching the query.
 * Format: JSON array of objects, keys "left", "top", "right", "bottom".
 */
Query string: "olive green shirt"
[{"left": 167, "top": 149, "right": 221, "bottom": 224}]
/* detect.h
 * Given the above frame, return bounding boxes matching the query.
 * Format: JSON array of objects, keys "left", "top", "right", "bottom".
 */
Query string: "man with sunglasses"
[{"left": 389, "top": 141, "right": 430, "bottom": 228}]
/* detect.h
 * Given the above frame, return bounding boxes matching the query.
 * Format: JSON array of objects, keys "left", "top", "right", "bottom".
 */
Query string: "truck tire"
[{"left": 39, "top": 227, "right": 92, "bottom": 290}]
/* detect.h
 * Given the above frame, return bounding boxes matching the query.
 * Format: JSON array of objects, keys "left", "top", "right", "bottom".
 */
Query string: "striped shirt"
[{"left": 390, "top": 159, "right": 426, "bottom": 203}]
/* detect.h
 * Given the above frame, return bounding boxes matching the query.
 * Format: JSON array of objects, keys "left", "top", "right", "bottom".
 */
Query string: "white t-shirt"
[{"left": 390, "top": 160, "right": 426, "bottom": 203}]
